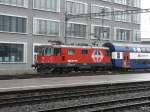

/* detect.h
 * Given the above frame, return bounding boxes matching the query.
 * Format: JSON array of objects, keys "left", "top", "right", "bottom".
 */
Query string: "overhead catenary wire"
[
  {"left": 64, "top": 8, "right": 150, "bottom": 44},
  {"left": 66, "top": 8, "right": 150, "bottom": 20}
]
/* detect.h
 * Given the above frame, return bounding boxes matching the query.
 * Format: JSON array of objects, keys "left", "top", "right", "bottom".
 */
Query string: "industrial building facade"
[{"left": 0, "top": 0, "right": 141, "bottom": 74}]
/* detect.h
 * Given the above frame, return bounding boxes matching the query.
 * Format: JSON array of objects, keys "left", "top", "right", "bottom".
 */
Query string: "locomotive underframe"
[{"left": 33, "top": 63, "right": 112, "bottom": 73}]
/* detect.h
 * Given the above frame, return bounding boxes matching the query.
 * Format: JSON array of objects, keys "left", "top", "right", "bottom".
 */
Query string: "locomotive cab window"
[
  {"left": 68, "top": 49, "right": 75, "bottom": 55},
  {"left": 82, "top": 50, "right": 88, "bottom": 55},
  {"left": 39, "top": 47, "right": 52, "bottom": 56},
  {"left": 36, "top": 47, "right": 43, "bottom": 55}
]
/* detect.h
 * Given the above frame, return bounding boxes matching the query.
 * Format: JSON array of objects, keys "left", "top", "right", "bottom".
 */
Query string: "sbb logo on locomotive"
[{"left": 91, "top": 50, "right": 104, "bottom": 63}]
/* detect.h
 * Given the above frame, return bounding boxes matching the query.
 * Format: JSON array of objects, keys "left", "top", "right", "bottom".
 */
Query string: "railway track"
[
  {"left": 1, "top": 81, "right": 150, "bottom": 111},
  {"left": 44, "top": 95, "right": 150, "bottom": 112}
]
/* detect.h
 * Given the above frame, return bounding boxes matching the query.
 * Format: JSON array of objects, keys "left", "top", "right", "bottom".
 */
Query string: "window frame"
[
  {"left": 114, "top": 8, "right": 131, "bottom": 23},
  {"left": 33, "top": 18, "right": 60, "bottom": 37},
  {"left": 133, "top": 30, "right": 141, "bottom": 42},
  {"left": 82, "top": 49, "right": 88, "bottom": 55},
  {"left": 91, "top": 4, "right": 111, "bottom": 20},
  {"left": 66, "top": 0, "right": 88, "bottom": 14},
  {"left": 33, "top": 0, "right": 60, "bottom": 12},
  {"left": 0, "top": 0, "right": 28, "bottom": 8},
  {"left": 68, "top": 49, "right": 76, "bottom": 55},
  {"left": 67, "top": 22, "right": 87, "bottom": 38},
  {"left": 0, "top": 13, "right": 28, "bottom": 34},
  {"left": 0, "top": 41, "right": 27, "bottom": 64},
  {"left": 113, "top": 0, "right": 128, "bottom": 6},
  {"left": 91, "top": 24, "right": 111, "bottom": 40},
  {"left": 114, "top": 27, "right": 131, "bottom": 42}
]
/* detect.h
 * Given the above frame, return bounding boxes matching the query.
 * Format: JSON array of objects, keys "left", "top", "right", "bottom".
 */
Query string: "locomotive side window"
[
  {"left": 68, "top": 49, "right": 75, "bottom": 55},
  {"left": 82, "top": 50, "right": 88, "bottom": 55},
  {"left": 54, "top": 48, "right": 61, "bottom": 56},
  {"left": 45, "top": 48, "right": 52, "bottom": 56}
]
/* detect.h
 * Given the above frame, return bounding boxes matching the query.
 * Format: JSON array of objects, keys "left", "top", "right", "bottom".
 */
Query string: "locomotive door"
[{"left": 123, "top": 52, "right": 130, "bottom": 68}]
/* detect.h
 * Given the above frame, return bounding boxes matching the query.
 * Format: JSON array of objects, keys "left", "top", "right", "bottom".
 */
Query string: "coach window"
[
  {"left": 68, "top": 49, "right": 75, "bottom": 55},
  {"left": 117, "top": 52, "right": 120, "bottom": 59},
  {"left": 54, "top": 48, "right": 61, "bottom": 56},
  {"left": 141, "top": 48, "right": 146, "bottom": 52},
  {"left": 82, "top": 50, "right": 88, "bottom": 55},
  {"left": 137, "top": 48, "right": 141, "bottom": 52},
  {"left": 148, "top": 48, "right": 150, "bottom": 52}
]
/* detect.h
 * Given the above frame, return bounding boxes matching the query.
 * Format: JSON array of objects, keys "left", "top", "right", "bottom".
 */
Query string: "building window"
[
  {"left": 133, "top": 14, "right": 140, "bottom": 24},
  {"left": 91, "top": 5, "right": 111, "bottom": 20},
  {"left": 0, "top": 43, "right": 24, "bottom": 63},
  {"left": 67, "top": 23, "right": 86, "bottom": 38},
  {"left": 114, "top": 9, "right": 131, "bottom": 22},
  {"left": 0, "top": 15, "right": 27, "bottom": 33},
  {"left": 113, "top": 0, "right": 128, "bottom": 5},
  {"left": 33, "top": 19, "right": 59, "bottom": 36},
  {"left": 133, "top": 30, "right": 141, "bottom": 42},
  {"left": 133, "top": 0, "right": 140, "bottom": 8},
  {"left": 33, "top": 0, "right": 60, "bottom": 12},
  {"left": 115, "top": 28, "right": 130, "bottom": 41},
  {"left": 92, "top": 26, "right": 110, "bottom": 40},
  {"left": 0, "top": 0, "right": 28, "bottom": 7},
  {"left": 66, "top": 0, "right": 87, "bottom": 14}
]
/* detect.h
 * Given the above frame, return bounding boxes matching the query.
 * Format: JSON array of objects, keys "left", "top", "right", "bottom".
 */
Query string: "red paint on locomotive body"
[
  {"left": 32, "top": 45, "right": 112, "bottom": 73},
  {"left": 36, "top": 46, "right": 111, "bottom": 65}
]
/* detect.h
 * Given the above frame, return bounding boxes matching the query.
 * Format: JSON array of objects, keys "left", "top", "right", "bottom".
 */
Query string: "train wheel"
[
  {"left": 92, "top": 67, "right": 97, "bottom": 73},
  {"left": 74, "top": 67, "right": 79, "bottom": 72}
]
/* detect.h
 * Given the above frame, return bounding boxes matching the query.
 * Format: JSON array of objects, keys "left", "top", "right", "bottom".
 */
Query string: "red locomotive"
[{"left": 32, "top": 44, "right": 112, "bottom": 73}]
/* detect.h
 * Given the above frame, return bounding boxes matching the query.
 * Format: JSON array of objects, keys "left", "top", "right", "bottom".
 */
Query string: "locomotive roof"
[{"left": 39, "top": 44, "right": 109, "bottom": 50}]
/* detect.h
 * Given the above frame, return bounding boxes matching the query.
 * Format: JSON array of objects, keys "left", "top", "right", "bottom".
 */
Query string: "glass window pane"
[
  {"left": 0, "top": 0, "right": 26, "bottom": 7},
  {"left": 0, "top": 15, "right": 3, "bottom": 31},
  {"left": 68, "top": 49, "right": 75, "bottom": 55},
  {"left": 0, "top": 43, "right": 24, "bottom": 62},
  {"left": 34, "top": 19, "right": 59, "bottom": 36},
  {"left": 17, "top": 0, "right": 24, "bottom": 6},
  {"left": 67, "top": 23, "right": 86, "bottom": 38},
  {"left": 82, "top": 50, "right": 88, "bottom": 55},
  {"left": 0, "top": 15, "right": 27, "bottom": 33},
  {"left": 3, "top": 16, "right": 10, "bottom": 32},
  {"left": 33, "top": 0, "right": 59, "bottom": 12},
  {"left": 66, "top": 1, "right": 87, "bottom": 14},
  {"left": 10, "top": 16, "right": 17, "bottom": 32},
  {"left": 11, "top": 0, "right": 17, "bottom": 5}
]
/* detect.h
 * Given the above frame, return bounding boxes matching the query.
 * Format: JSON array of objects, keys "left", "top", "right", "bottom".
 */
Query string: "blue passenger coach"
[{"left": 103, "top": 43, "right": 150, "bottom": 70}]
